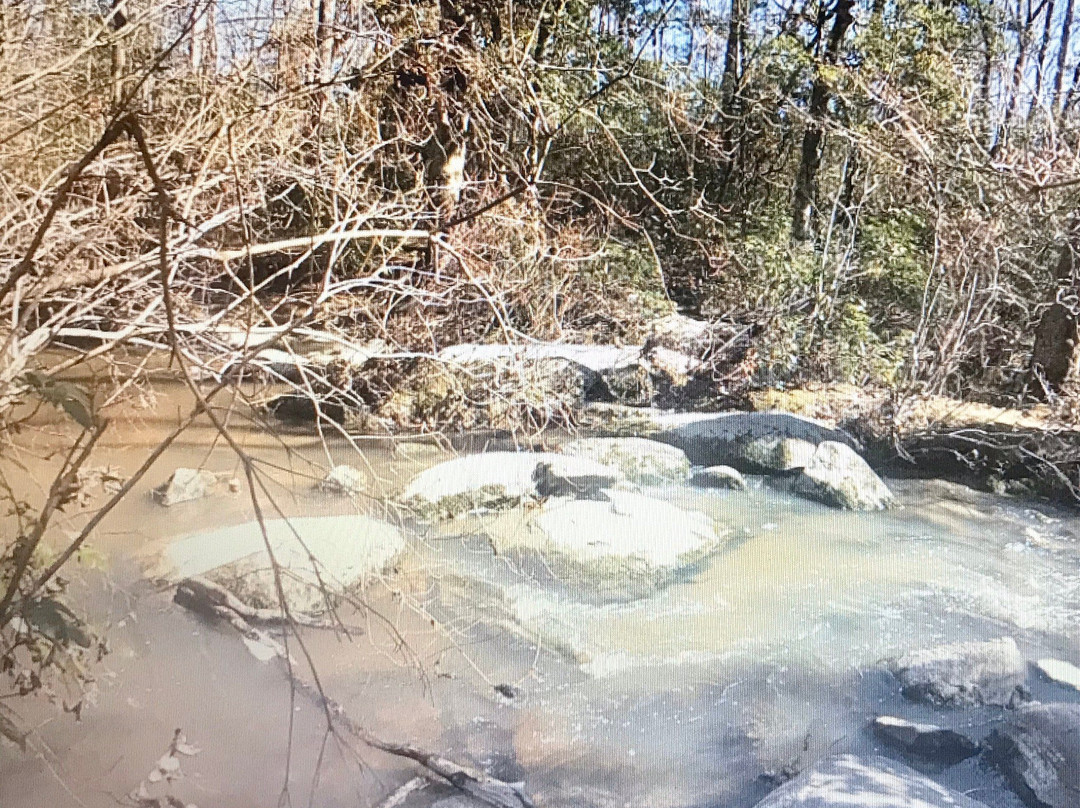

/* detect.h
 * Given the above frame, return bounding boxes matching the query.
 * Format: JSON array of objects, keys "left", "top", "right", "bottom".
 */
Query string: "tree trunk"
[
  {"left": 1031, "top": 0, "right": 1055, "bottom": 109},
  {"left": 1004, "top": 0, "right": 1034, "bottom": 129},
  {"left": 719, "top": 0, "right": 746, "bottom": 114},
  {"left": 315, "top": 0, "right": 338, "bottom": 86},
  {"left": 1030, "top": 225, "right": 1080, "bottom": 395},
  {"left": 1055, "top": 0, "right": 1076, "bottom": 113},
  {"left": 790, "top": 0, "right": 854, "bottom": 244}
]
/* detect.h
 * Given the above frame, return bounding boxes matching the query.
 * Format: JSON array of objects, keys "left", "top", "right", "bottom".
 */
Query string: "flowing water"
[{"left": 3, "top": 382, "right": 1080, "bottom": 808}]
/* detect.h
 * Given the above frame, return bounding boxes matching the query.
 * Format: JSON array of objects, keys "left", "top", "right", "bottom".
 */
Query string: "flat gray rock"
[
  {"left": 650, "top": 411, "right": 857, "bottom": 470},
  {"left": 752, "top": 754, "right": 991, "bottom": 807},
  {"left": 986, "top": 702, "right": 1080, "bottom": 808},
  {"left": 559, "top": 437, "right": 691, "bottom": 485},
  {"left": 164, "top": 515, "right": 406, "bottom": 613},
  {"left": 889, "top": 637, "right": 1028, "bottom": 707},
  {"left": 481, "top": 490, "right": 725, "bottom": 600},
  {"left": 401, "top": 452, "right": 620, "bottom": 519}
]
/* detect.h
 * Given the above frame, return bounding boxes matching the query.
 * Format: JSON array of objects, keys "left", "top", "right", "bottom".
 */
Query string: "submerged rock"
[
  {"left": 793, "top": 441, "right": 894, "bottom": 510},
  {"left": 752, "top": 754, "right": 991, "bottom": 807},
  {"left": 872, "top": 715, "right": 979, "bottom": 765},
  {"left": 1033, "top": 658, "right": 1080, "bottom": 693},
  {"left": 691, "top": 465, "right": 748, "bottom": 490},
  {"left": 986, "top": 702, "right": 1080, "bottom": 808},
  {"left": 318, "top": 464, "right": 365, "bottom": 496},
  {"left": 559, "top": 437, "right": 691, "bottom": 485},
  {"left": 889, "top": 637, "right": 1029, "bottom": 707},
  {"left": 401, "top": 452, "right": 620, "bottom": 519},
  {"left": 152, "top": 468, "right": 219, "bottom": 506},
  {"left": 164, "top": 515, "right": 406, "bottom": 613},
  {"left": 483, "top": 490, "right": 725, "bottom": 600},
  {"left": 650, "top": 411, "right": 858, "bottom": 470}
]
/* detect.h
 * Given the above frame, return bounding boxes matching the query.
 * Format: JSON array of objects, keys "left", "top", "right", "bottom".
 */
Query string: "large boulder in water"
[
  {"left": 649, "top": 411, "right": 858, "bottom": 472},
  {"left": 986, "top": 702, "right": 1080, "bottom": 808},
  {"left": 164, "top": 515, "right": 406, "bottom": 613},
  {"left": 482, "top": 490, "right": 725, "bottom": 600},
  {"left": 559, "top": 437, "right": 691, "bottom": 485},
  {"left": 888, "top": 637, "right": 1029, "bottom": 707},
  {"left": 752, "top": 754, "right": 991, "bottom": 807},
  {"left": 400, "top": 452, "right": 620, "bottom": 519},
  {"left": 793, "top": 440, "right": 894, "bottom": 510}
]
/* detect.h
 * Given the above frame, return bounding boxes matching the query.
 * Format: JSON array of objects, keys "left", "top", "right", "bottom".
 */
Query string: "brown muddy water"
[{"left": 2, "top": 376, "right": 1080, "bottom": 808}]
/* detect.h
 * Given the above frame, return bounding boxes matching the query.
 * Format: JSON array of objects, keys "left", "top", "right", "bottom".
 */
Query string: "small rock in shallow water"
[
  {"left": 888, "top": 636, "right": 1028, "bottom": 708},
  {"left": 750, "top": 754, "right": 991, "bottom": 807},
  {"left": 691, "top": 465, "right": 748, "bottom": 490},
  {"left": 318, "top": 464, "right": 365, "bottom": 496},
  {"left": 152, "top": 468, "right": 218, "bottom": 506},
  {"left": 986, "top": 702, "right": 1080, "bottom": 808},
  {"left": 1034, "top": 658, "right": 1080, "bottom": 693},
  {"left": 401, "top": 452, "right": 620, "bottom": 519},
  {"left": 871, "top": 715, "right": 979, "bottom": 764}
]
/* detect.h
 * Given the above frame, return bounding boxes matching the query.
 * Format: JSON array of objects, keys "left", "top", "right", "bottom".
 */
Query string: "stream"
[{"left": 2, "top": 385, "right": 1080, "bottom": 808}]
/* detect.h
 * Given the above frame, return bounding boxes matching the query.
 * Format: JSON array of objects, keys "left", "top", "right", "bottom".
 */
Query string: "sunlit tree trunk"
[
  {"left": 1030, "top": 223, "right": 1080, "bottom": 396},
  {"left": 1031, "top": 0, "right": 1055, "bottom": 109},
  {"left": 790, "top": 0, "right": 854, "bottom": 244},
  {"left": 1054, "top": 0, "right": 1076, "bottom": 112},
  {"left": 315, "top": 0, "right": 338, "bottom": 86},
  {"left": 720, "top": 0, "right": 746, "bottom": 115},
  {"left": 191, "top": 0, "right": 218, "bottom": 74},
  {"left": 1004, "top": 0, "right": 1034, "bottom": 128}
]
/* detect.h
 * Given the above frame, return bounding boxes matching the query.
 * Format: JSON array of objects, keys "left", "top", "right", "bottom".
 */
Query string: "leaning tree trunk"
[
  {"left": 1030, "top": 225, "right": 1080, "bottom": 396},
  {"left": 719, "top": 0, "right": 746, "bottom": 115},
  {"left": 790, "top": 0, "right": 854, "bottom": 244}
]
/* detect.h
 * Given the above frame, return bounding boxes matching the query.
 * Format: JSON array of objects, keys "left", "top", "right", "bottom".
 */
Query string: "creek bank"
[
  {"left": 749, "top": 385, "right": 1080, "bottom": 509},
  {"left": 248, "top": 323, "right": 1079, "bottom": 507}
]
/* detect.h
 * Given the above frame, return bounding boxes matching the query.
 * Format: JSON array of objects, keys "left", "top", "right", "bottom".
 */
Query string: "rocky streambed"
[{"left": 4, "top": 409, "right": 1080, "bottom": 808}]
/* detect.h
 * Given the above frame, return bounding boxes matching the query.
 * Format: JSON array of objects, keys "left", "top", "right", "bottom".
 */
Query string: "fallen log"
[
  {"left": 173, "top": 575, "right": 362, "bottom": 632},
  {"left": 173, "top": 578, "right": 536, "bottom": 808}
]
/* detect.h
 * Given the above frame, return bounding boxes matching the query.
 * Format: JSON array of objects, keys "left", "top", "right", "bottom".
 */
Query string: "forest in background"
[{"left": 2, "top": 0, "right": 1080, "bottom": 408}]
